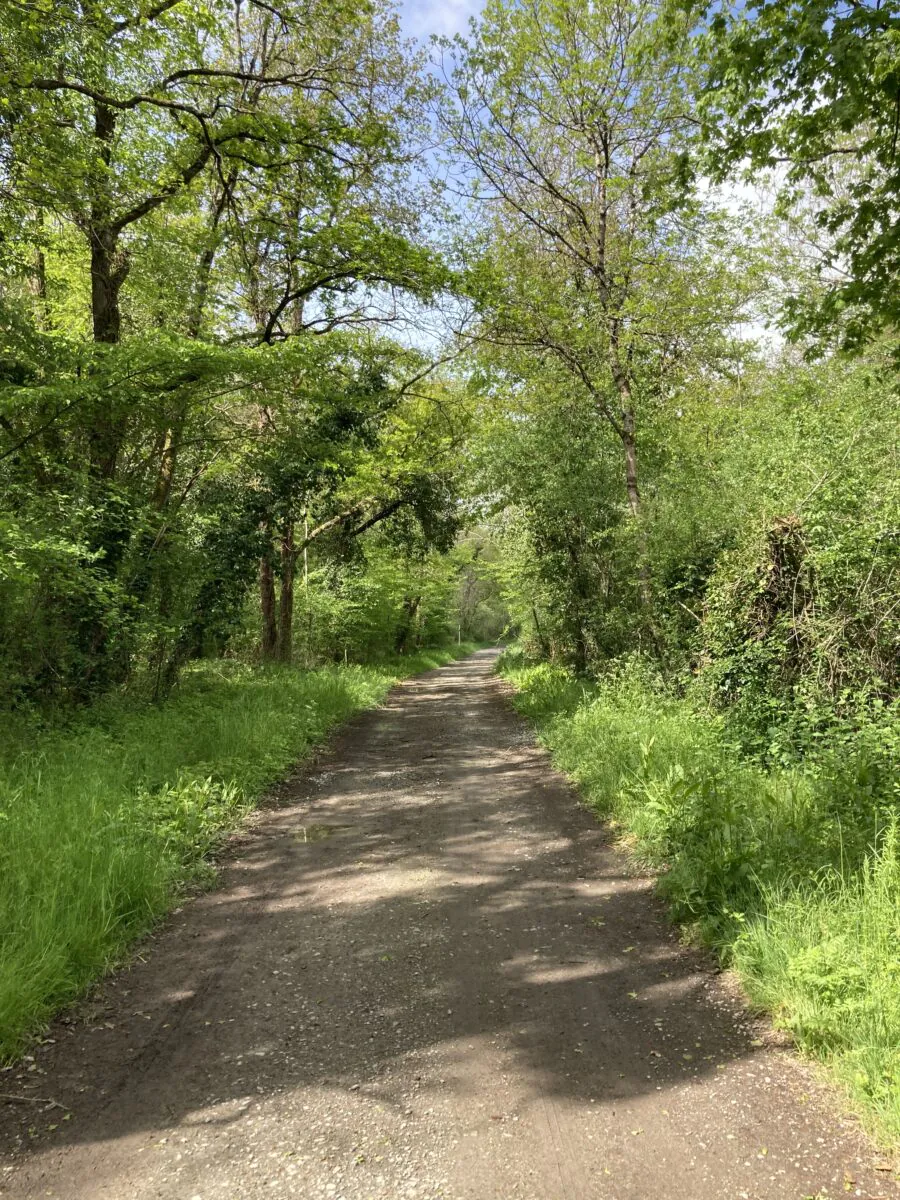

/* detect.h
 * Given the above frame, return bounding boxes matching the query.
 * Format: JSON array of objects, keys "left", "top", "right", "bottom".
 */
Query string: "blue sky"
[{"left": 398, "top": 0, "right": 485, "bottom": 42}]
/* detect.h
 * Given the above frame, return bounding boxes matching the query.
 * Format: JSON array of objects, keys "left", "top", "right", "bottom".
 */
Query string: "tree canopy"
[
  {"left": 0, "top": 0, "right": 895, "bottom": 709},
  {"left": 1, "top": 0, "right": 899, "bottom": 1145},
  {"left": 697, "top": 0, "right": 900, "bottom": 350}
]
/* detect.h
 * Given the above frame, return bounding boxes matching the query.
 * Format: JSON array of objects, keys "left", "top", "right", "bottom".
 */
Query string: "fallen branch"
[{"left": 0, "top": 1092, "right": 68, "bottom": 1111}]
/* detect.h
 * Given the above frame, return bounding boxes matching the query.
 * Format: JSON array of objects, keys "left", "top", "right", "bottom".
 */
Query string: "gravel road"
[{"left": 1, "top": 649, "right": 896, "bottom": 1199}]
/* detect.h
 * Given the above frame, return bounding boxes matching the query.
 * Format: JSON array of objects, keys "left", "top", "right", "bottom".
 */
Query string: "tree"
[
  {"left": 0, "top": 0, "right": 462, "bottom": 698},
  {"left": 697, "top": 0, "right": 900, "bottom": 350},
  {"left": 0, "top": 0, "right": 437, "bottom": 465},
  {"left": 443, "top": 0, "right": 750, "bottom": 512},
  {"left": 467, "top": 357, "right": 654, "bottom": 667},
  {"left": 246, "top": 342, "right": 466, "bottom": 663},
  {"left": 441, "top": 0, "right": 753, "bottom": 637}
]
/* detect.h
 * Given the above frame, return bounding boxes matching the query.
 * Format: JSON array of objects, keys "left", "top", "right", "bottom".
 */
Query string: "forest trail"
[{"left": 0, "top": 650, "right": 893, "bottom": 1200}]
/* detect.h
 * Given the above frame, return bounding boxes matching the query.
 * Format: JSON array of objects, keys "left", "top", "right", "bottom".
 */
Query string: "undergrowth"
[
  {"left": 0, "top": 644, "right": 476, "bottom": 1059},
  {"left": 500, "top": 650, "right": 900, "bottom": 1146}
]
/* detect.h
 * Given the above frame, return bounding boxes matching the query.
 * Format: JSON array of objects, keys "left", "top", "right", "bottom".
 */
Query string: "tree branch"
[
  {"left": 111, "top": 0, "right": 186, "bottom": 34},
  {"left": 111, "top": 145, "right": 213, "bottom": 233}
]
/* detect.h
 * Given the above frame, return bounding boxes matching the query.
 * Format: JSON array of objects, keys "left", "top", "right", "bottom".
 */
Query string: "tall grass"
[
  {"left": 501, "top": 654, "right": 900, "bottom": 1145},
  {"left": 0, "top": 646, "right": 475, "bottom": 1059}
]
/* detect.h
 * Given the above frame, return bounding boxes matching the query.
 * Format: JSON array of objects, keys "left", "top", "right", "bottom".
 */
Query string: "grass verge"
[
  {"left": 0, "top": 644, "right": 478, "bottom": 1060},
  {"left": 499, "top": 653, "right": 900, "bottom": 1148}
]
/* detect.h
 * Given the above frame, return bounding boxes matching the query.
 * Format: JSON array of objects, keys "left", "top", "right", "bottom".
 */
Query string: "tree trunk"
[
  {"left": 85, "top": 224, "right": 129, "bottom": 478},
  {"left": 185, "top": 237, "right": 218, "bottom": 340},
  {"left": 151, "top": 418, "right": 185, "bottom": 511},
  {"left": 531, "top": 603, "right": 550, "bottom": 658},
  {"left": 90, "top": 226, "right": 126, "bottom": 346},
  {"left": 27, "top": 236, "right": 48, "bottom": 322},
  {"left": 621, "top": 407, "right": 641, "bottom": 518},
  {"left": 608, "top": 339, "right": 641, "bottom": 518},
  {"left": 260, "top": 536, "right": 278, "bottom": 661},
  {"left": 620, "top": 414, "right": 655, "bottom": 619},
  {"left": 276, "top": 520, "right": 295, "bottom": 663},
  {"left": 147, "top": 182, "right": 232, "bottom": 524},
  {"left": 566, "top": 541, "right": 590, "bottom": 673},
  {"left": 186, "top": 178, "right": 233, "bottom": 338},
  {"left": 148, "top": 188, "right": 229, "bottom": 515},
  {"left": 88, "top": 102, "right": 127, "bottom": 345},
  {"left": 607, "top": 356, "right": 665, "bottom": 658},
  {"left": 395, "top": 594, "right": 421, "bottom": 654},
  {"left": 86, "top": 102, "right": 130, "bottom": 478}
]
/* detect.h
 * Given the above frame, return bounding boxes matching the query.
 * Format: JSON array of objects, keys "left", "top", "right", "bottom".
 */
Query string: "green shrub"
[
  {"left": 0, "top": 646, "right": 475, "bottom": 1059},
  {"left": 502, "top": 653, "right": 900, "bottom": 1144},
  {"left": 734, "top": 823, "right": 900, "bottom": 1143}
]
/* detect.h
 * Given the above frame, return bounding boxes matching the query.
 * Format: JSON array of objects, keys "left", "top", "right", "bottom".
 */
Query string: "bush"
[
  {"left": 0, "top": 646, "right": 475, "bottom": 1059},
  {"left": 734, "top": 824, "right": 900, "bottom": 1143},
  {"left": 502, "top": 653, "right": 900, "bottom": 1143}
]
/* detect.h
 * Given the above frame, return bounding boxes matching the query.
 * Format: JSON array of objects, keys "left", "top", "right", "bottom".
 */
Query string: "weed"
[
  {"left": 500, "top": 652, "right": 900, "bottom": 1145},
  {"left": 0, "top": 645, "right": 477, "bottom": 1059}
]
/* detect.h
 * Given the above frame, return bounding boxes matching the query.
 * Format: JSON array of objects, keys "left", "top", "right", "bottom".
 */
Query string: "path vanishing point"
[{"left": 1, "top": 650, "right": 895, "bottom": 1199}]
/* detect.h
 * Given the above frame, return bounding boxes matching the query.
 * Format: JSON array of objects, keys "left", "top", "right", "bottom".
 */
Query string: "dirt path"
[{"left": 0, "top": 650, "right": 894, "bottom": 1200}]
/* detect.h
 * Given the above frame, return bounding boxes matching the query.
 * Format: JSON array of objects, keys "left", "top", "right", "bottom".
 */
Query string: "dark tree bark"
[
  {"left": 621, "top": 407, "right": 641, "bottom": 519},
  {"left": 89, "top": 226, "right": 128, "bottom": 347},
  {"left": 260, "top": 536, "right": 278, "bottom": 661},
  {"left": 27, "top": 227, "right": 48, "bottom": 318},
  {"left": 395, "top": 594, "right": 421, "bottom": 653},
  {"left": 276, "top": 520, "right": 295, "bottom": 663},
  {"left": 531, "top": 603, "right": 550, "bottom": 658},
  {"left": 150, "top": 181, "right": 231, "bottom": 515},
  {"left": 85, "top": 103, "right": 131, "bottom": 479}
]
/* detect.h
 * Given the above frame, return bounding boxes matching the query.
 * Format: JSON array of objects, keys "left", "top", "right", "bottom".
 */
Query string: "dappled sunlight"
[{"left": 1, "top": 652, "right": 883, "bottom": 1200}]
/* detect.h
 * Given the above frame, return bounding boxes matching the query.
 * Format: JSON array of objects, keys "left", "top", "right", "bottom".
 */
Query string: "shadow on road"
[{"left": 0, "top": 652, "right": 758, "bottom": 1165}]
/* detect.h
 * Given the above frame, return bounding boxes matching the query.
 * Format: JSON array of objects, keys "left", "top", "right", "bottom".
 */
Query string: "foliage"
[
  {"left": 678, "top": 360, "right": 899, "bottom": 759},
  {"left": 467, "top": 365, "right": 662, "bottom": 668},
  {"left": 469, "top": 15, "right": 900, "bottom": 1129},
  {"left": 1, "top": 0, "right": 899, "bottom": 1149},
  {"left": 696, "top": 0, "right": 900, "bottom": 350},
  {"left": 0, "top": 0, "right": 464, "bottom": 704},
  {"left": 0, "top": 331, "right": 471, "bottom": 701},
  {"left": 502, "top": 654, "right": 900, "bottom": 1142},
  {"left": 444, "top": 0, "right": 757, "bottom": 564},
  {"left": 277, "top": 543, "right": 462, "bottom": 662},
  {"left": 480, "top": 352, "right": 899, "bottom": 747},
  {"left": 733, "top": 828, "right": 900, "bottom": 1143},
  {"left": 0, "top": 645, "right": 476, "bottom": 1060}
]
